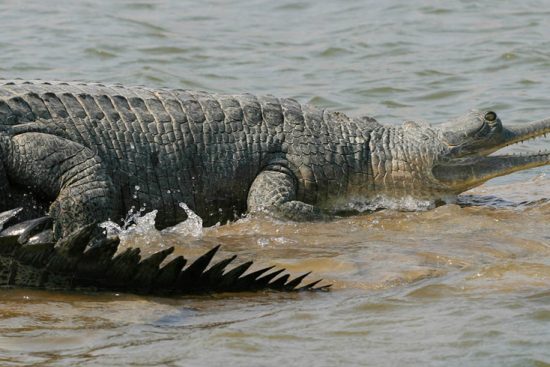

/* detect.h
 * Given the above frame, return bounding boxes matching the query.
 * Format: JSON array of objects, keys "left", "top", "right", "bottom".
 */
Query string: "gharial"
[{"left": 1, "top": 80, "right": 549, "bottom": 293}]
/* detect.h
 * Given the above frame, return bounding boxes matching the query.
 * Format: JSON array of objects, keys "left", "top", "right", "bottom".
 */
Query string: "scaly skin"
[
  {"left": 0, "top": 80, "right": 377, "bottom": 237},
  {"left": 1, "top": 80, "right": 549, "bottom": 239}
]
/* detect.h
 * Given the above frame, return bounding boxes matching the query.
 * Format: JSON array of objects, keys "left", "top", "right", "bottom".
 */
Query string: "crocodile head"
[{"left": 430, "top": 110, "right": 550, "bottom": 195}]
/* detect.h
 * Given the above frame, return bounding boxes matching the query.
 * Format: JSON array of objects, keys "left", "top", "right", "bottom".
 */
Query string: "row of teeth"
[
  {"left": 514, "top": 132, "right": 548, "bottom": 146},
  {"left": 499, "top": 150, "right": 550, "bottom": 157}
]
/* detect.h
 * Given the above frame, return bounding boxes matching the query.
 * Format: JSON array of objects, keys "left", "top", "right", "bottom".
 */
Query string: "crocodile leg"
[
  {"left": 6, "top": 133, "right": 118, "bottom": 239},
  {"left": 247, "top": 169, "right": 328, "bottom": 221}
]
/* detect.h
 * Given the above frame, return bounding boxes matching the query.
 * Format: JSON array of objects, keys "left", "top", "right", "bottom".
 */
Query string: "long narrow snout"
[{"left": 433, "top": 117, "right": 550, "bottom": 191}]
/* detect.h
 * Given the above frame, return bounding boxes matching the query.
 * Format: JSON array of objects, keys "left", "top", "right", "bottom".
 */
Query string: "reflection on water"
[{"left": 1, "top": 0, "right": 550, "bottom": 365}]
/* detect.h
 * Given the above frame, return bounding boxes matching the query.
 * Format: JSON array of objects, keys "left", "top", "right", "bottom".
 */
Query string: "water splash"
[
  {"left": 99, "top": 206, "right": 159, "bottom": 243},
  {"left": 99, "top": 203, "right": 204, "bottom": 243},
  {"left": 161, "top": 203, "right": 203, "bottom": 237}
]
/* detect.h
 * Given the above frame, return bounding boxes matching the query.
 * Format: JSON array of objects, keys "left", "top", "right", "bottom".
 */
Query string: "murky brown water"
[
  {"left": 1, "top": 1, "right": 550, "bottom": 366},
  {"left": 1, "top": 179, "right": 548, "bottom": 366}
]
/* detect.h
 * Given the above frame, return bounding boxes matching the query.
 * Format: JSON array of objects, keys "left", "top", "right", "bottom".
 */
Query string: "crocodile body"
[
  {"left": 0, "top": 80, "right": 378, "bottom": 235},
  {"left": 1, "top": 80, "right": 549, "bottom": 293}
]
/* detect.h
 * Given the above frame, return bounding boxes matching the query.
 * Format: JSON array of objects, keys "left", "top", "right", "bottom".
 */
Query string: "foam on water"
[{"left": 331, "top": 195, "right": 439, "bottom": 213}]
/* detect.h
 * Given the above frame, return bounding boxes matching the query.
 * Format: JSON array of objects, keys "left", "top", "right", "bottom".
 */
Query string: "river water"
[{"left": 1, "top": 1, "right": 549, "bottom": 366}]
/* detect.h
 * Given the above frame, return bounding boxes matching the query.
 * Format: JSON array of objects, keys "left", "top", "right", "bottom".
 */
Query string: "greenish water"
[{"left": 0, "top": 1, "right": 549, "bottom": 366}]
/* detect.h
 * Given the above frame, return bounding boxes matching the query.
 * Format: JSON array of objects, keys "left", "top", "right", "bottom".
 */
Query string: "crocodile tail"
[{"left": 0, "top": 208, "right": 330, "bottom": 295}]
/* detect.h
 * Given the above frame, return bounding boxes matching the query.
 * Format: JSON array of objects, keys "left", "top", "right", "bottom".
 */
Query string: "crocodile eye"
[{"left": 484, "top": 111, "right": 497, "bottom": 122}]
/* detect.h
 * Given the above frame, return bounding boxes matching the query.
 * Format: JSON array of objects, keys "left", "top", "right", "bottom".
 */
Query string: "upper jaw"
[{"left": 499, "top": 117, "right": 550, "bottom": 148}]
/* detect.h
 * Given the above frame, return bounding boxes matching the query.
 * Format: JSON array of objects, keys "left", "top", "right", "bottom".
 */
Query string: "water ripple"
[{"left": 0, "top": 1, "right": 549, "bottom": 365}]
